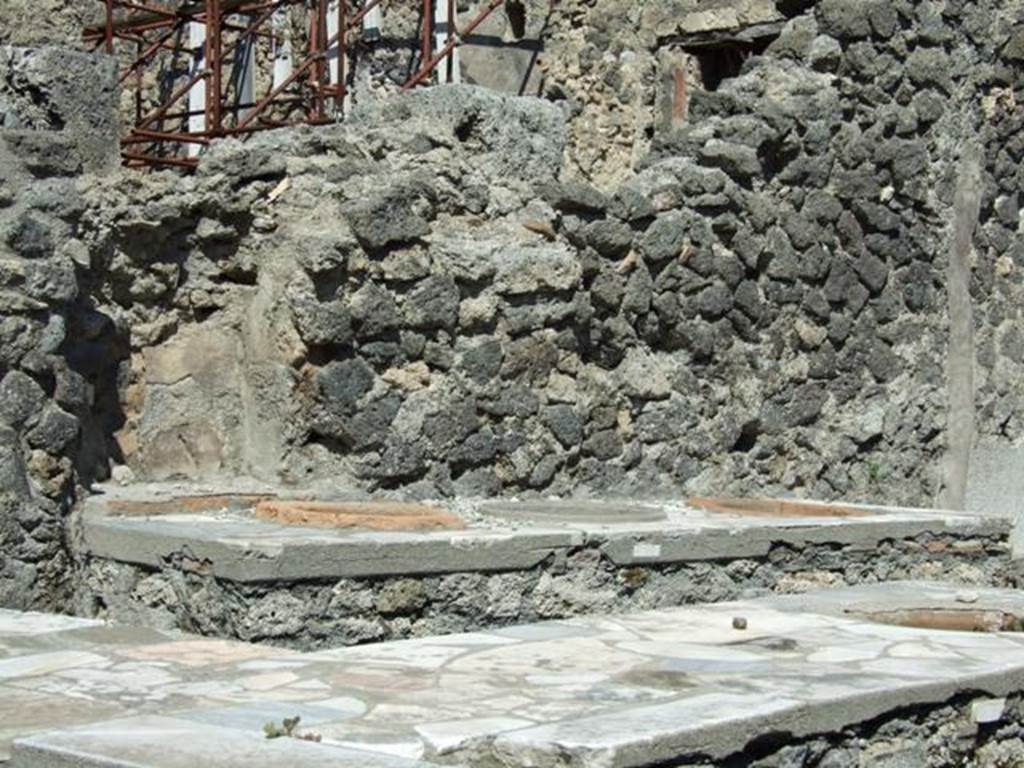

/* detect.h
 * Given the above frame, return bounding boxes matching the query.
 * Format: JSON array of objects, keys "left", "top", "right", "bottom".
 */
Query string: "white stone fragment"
[
  {"left": 615, "top": 348, "right": 671, "bottom": 401},
  {"left": 970, "top": 697, "right": 1006, "bottom": 724},
  {"left": 111, "top": 464, "right": 136, "bottom": 486}
]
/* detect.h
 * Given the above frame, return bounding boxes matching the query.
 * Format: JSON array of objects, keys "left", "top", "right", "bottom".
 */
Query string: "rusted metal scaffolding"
[{"left": 82, "top": 0, "right": 507, "bottom": 169}]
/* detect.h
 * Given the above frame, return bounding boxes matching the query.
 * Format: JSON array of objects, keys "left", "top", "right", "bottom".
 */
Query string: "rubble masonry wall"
[{"left": 1, "top": 0, "right": 1024, "bottom": 612}]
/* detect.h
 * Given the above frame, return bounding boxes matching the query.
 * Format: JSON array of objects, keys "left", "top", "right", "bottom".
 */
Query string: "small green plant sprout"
[
  {"left": 263, "top": 723, "right": 281, "bottom": 739},
  {"left": 263, "top": 716, "right": 297, "bottom": 739},
  {"left": 263, "top": 716, "right": 321, "bottom": 742}
]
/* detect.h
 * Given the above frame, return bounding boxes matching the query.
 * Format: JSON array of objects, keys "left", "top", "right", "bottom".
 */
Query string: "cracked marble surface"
[{"left": 5, "top": 582, "right": 1024, "bottom": 767}]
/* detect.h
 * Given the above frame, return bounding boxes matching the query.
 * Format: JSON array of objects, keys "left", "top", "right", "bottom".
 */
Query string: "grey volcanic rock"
[
  {"left": 616, "top": 349, "right": 671, "bottom": 401},
  {"left": 347, "top": 190, "right": 431, "bottom": 250},
  {"left": 350, "top": 283, "right": 401, "bottom": 337},
  {"left": 25, "top": 404, "right": 79, "bottom": 452},
  {"left": 0, "top": 371, "right": 44, "bottom": 428},
  {"left": 816, "top": 0, "right": 873, "bottom": 39},
  {"left": 460, "top": 339, "right": 503, "bottom": 382},
  {"left": 351, "top": 84, "right": 566, "bottom": 183},
  {"left": 5, "top": 213, "right": 53, "bottom": 258},
  {"left": 0, "top": 426, "right": 29, "bottom": 498},
  {"left": 493, "top": 244, "right": 581, "bottom": 295},
  {"left": 543, "top": 405, "right": 583, "bottom": 447},
  {"left": 319, "top": 360, "right": 375, "bottom": 413},
  {"left": 291, "top": 297, "right": 353, "bottom": 347},
  {"left": 404, "top": 275, "right": 459, "bottom": 330},
  {"left": 700, "top": 140, "right": 762, "bottom": 182},
  {"left": 640, "top": 211, "right": 688, "bottom": 263}
]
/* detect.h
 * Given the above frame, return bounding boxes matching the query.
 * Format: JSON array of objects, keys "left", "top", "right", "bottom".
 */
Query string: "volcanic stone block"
[
  {"left": 640, "top": 212, "right": 688, "bottom": 263},
  {"left": 541, "top": 180, "right": 610, "bottom": 214},
  {"left": 404, "top": 275, "right": 459, "bottom": 330},
  {"left": 349, "top": 283, "right": 401, "bottom": 338},
  {"left": 493, "top": 244, "right": 581, "bottom": 295},
  {"left": 25, "top": 405, "right": 79, "bottom": 453},
  {"left": 459, "top": 339, "right": 503, "bottom": 383},
  {"left": 318, "top": 359, "right": 375, "bottom": 413},
  {"left": 816, "top": 0, "right": 873, "bottom": 38},
  {"left": 0, "top": 371, "right": 44, "bottom": 428},
  {"left": 290, "top": 298, "right": 352, "bottom": 347},
  {"left": 0, "top": 426, "right": 29, "bottom": 498},
  {"left": 4, "top": 213, "right": 53, "bottom": 259},
  {"left": 615, "top": 349, "right": 671, "bottom": 401},
  {"left": 583, "top": 219, "right": 634, "bottom": 257},
  {"left": 347, "top": 193, "right": 431, "bottom": 250},
  {"left": 700, "top": 140, "right": 762, "bottom": 182},
  {"left": 543, "top": 405, "right": 583, "bottom": 447}
]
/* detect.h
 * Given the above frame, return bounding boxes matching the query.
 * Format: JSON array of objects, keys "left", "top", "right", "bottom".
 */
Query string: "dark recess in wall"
[{"left": 684, "top": 36, "right": 775, "bottom": 91}]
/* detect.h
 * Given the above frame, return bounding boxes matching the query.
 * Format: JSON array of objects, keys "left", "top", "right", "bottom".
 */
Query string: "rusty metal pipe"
[
  {"left": 122, "top": 128, "right": 211, "bottom": 144},
  {"left": 421, "top": 0, "right": 432, "bottom": 70}
]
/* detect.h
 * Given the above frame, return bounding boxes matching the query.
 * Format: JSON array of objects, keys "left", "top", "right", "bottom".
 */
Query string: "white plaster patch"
[{"left": 632, "top": 542, "right": 662, "bottom": 558}]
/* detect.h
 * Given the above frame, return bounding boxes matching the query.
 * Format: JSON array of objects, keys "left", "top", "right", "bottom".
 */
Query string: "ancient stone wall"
[
  {"left": 540, "top": 0, "right": 1024, "bottom": 505},
  {"left": 43, "top": 0, "right": 1024, "bottom": 506},
  {"left": 541, "top": 0, "right": 793, "bottom": 187},
  {"left": 75, "top": 87, "right": 573, "bottom": 492},
  {"left": 95, "top": 3, "right": 1023, "bottom": 507},
  {"left": 0, "top": 46, "right": 120, "bottom": 608},
  {"left": 2, "top": 1, "right": 1024, "bottom": 613}
]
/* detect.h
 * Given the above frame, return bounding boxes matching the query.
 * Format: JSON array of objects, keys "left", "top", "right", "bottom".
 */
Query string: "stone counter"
[{"left": 72, "top": 486, "right": 1020, "bottom": 649}]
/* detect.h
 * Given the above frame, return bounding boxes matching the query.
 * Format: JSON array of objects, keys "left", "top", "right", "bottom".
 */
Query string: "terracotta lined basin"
[
  {"left": 254, "top": 500, "right": 465, "bottom": 531},
  {"left": 688, "top": 497, "right": 871, "bottom": 519}
]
